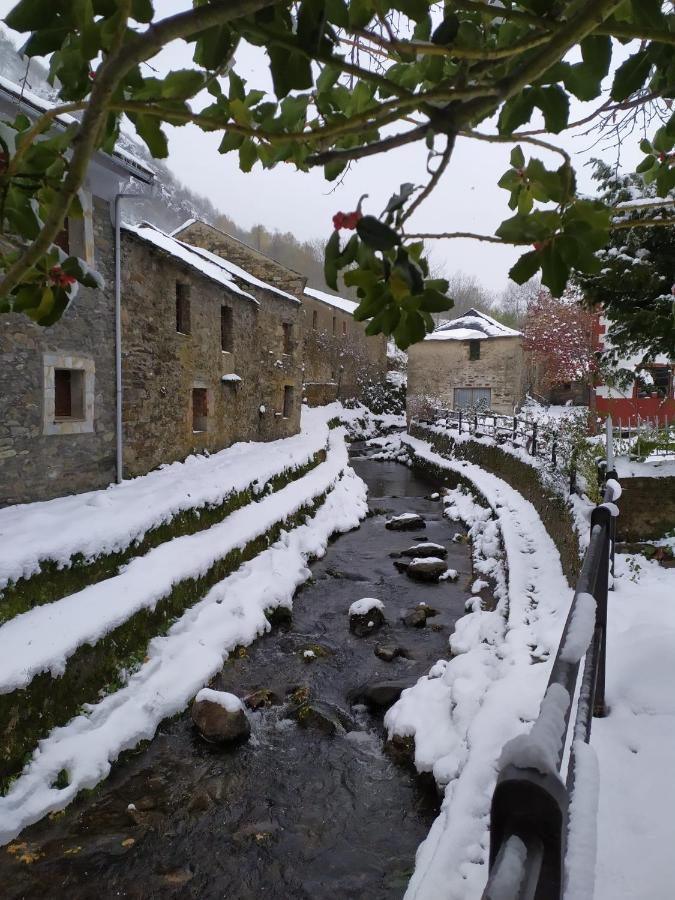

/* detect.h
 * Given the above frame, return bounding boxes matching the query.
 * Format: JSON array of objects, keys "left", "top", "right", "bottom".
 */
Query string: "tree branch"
[
  {"left": 307, "top": 123, "right": 429, "bottom": 165},
  {"left": 0, "top": 0, "right": 279, "bottom": 300},
  {"left": 401, "top": 134, "right": 456, "bottom": 225},
  {"left": 459, "top": 128, "right": 571, "bottom": 164},
  {"left": 403, "top": 230, "right": 525, "bottom": 244}
]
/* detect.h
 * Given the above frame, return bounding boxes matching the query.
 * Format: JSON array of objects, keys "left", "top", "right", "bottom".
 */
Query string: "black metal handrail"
[{"left": 481, "top": 472, "right": 619, "bottom": 900}]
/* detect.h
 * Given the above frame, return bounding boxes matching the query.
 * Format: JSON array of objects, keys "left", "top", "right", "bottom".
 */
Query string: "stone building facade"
[
  {"left": 120, "top": 224, "right": 302, "bottom": 477},
  {"left": 173, "top": 221, "right": 388, "bottom": 407},
  {"left": 407, "top": 308, "right": 525, "bottom": 420},
  {"left": 300, "top": 287, "right": 388, "bottom": 406}
]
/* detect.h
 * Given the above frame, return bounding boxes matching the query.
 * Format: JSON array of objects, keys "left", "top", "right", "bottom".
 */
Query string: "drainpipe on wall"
[{"left": 113, "top": 192, "right": 146, "bottom": 484}]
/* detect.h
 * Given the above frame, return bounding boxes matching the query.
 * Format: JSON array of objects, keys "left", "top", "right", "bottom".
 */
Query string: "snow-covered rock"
[
  {"left": 349, "top": 598, "right": 385, "bottom": 636},
  {"left": 191, "top": 689, "right": 250, "bottom": 744},
  {"left": 401, "top": 542, "right": 447, "bottom": 558},
  {"left": 385, "top": 512, "right": 425, "bottom": 531},
  {"left": 406, "top": 557, "right": 447, "bottom": 582}
]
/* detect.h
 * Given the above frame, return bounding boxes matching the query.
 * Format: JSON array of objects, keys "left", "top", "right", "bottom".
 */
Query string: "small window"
[
  {"left": 312, "top": 309, "right": 318, "bottom": 331},
  {"left": 54, "top": 220, "right": 69, "bottom": 254},
  {"left": 221, "top": 306, "right": 233, "bottom": 352},
  {"left": 454, "top": 387, "right": 491, "bottom": 410},
  {"left": 283, "top": 385, "right": 294, "bottom": 418},
  {"left": 192, "top": 388, "right": 208, "bottom": 432},
  {"left": 176, "top": 282, "right": 191, "bottom": 334},
  {"left": 342, "top": 320, "right": 347, "bottom": 336},
  {"left": 332, "top": 316, "right": 336, "bottom": 335},
  {"left": 469, "top": 340, "right": 480, "bottom": 361},
  {"left": 54, "top": 368, "right": 85, "bottom": 419},
  {"left": 562, "top": 382, "right": 572, "bottom": 391},
  {"left": 282, "top": 322, "right": 293, "bottom": 354},
  {"left": 649, "top": 366, "right": 671, "bottom": 396}
]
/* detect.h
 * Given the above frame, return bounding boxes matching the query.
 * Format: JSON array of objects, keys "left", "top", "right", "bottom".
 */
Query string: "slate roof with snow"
[
  {"left": 426, "top": 308, "right": 522, "bottom": 341},
  {"left": 0, "top": 75, "right": 155, "bottom": 183},
  {"left": 123, "top": 223, "right": 259, "bottom": 303},
  {"left": 304, "top": 286, "right": 358, "bottom": 316}
]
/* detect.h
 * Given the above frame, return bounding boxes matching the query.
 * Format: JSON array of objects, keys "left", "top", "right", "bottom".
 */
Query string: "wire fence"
[
  {"left": 611, "top": 416, "right": 675, "bottom": 460},
  {"left": 422, "top": 407, "right": 582, "bottom": 493}
]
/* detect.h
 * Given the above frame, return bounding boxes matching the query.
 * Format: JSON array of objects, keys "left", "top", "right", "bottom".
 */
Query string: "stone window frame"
[
  {"left": 469, "top": 339, "right": 481, "bottom": 361},
  {"left": 43, "top": 353, "right": 95, "bottom": 435}
]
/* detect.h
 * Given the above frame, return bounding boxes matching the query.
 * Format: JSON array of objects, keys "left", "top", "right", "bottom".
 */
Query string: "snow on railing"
[{"left": 481, "top": 470, "right": 619, "bottom": 900}]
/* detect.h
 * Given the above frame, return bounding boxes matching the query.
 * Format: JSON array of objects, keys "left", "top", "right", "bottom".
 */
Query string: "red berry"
[{"left": 332, "top": 212, "right": 345, "bottom": 229}]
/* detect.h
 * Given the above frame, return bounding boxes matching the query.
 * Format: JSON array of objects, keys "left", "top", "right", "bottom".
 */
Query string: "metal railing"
[
  {"left": 481, "top": 472, "right": 619, "bottom": 899},
  {"left": 612, "top": 416, "right": 674, "bottom": 460}
]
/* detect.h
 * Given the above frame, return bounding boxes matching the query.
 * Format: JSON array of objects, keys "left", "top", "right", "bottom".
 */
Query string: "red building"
[{"left": 592, "top": 313, "right": 675, "bottom": 426}]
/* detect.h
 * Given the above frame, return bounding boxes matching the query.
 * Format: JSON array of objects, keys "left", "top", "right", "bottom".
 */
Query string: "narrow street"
[{"left": 0, "top": 449, "right": 476, "bottom": 899}]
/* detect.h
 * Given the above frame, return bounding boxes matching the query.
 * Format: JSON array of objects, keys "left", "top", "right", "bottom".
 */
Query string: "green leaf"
[
  {"left": 238, "top": 139, "right": 257, "bottom": 173},
  {"left": 161, "top": 69, "right": 204, "bottom": 100},
  {"left": 652, "top": 126, "right": 675, "bottom": 153},
  {"left": 218, "top": 131, "right": 245, "bottom": 153},
  {"left": 498, "top": 90, "right": 536, "bottom": 134},
  {"left": 324, "top": 159, "right": 346, "bottom": 181},
  {"left": 383, "top": 182, "right": 417, "bottom": 216},
  {"left": 536, "top": 85, "right": 569, "bottom": 134},
  {"left": 128, "top": 113, "right": 169, "bottom": 158},
  {"left": 356, "top": 216, "right": 400, "bottom": 250},
  {"left": 510, "top": 145, "right": 525, "bottom": 169},
  {"left": 131, "top": 0, "right": 153, "bottom": 23},
  {"left": 268, "top": 46, "right": 313, "bottom": 97},
  {"left": 611, "top": 50, "right": 652, "bottom": 101},
  {"left": 419, "top": 288, "right": 452, "bottom": 313},
  {"left": 636, "top": 155, "right": 656, "bottom": 174},
  {"left": 432, "top": 13, "right": 459, "bottom": 45},
  {"left": 324, "top": 229, "right": 341, "bottom": 290},
  {"left": 509, "top": 249, "right": 541, "bottom": 285},
  {"left": 5, "top": 0, "right": 60, "bottom": 30},
  {"left": 640, "top": 138, "right": 654, "bottom": 153},
  {"left": 540, "top": 243, "right": 569, "bottom": 297}
]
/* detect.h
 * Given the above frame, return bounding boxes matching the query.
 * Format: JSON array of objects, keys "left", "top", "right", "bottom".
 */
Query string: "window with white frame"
[{"left": 454, "top": 387, "right": 491, "bottom": 410}]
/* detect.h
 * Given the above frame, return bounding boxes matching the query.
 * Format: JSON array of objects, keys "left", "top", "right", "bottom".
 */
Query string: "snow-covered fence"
[
  {"left": 482, "top": 474, "right": 620, "bottom": 900},
  {"left": 421, "top": 408, "right": 580, "bottom": 493},
  {"left": 611, "top": 415, "right": 674, "bottom": 460}
]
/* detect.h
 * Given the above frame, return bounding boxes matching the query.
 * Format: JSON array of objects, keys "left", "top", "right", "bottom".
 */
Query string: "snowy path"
[
  {"left": 0, "top": 446, "right": 368, "bottom": 843},
  {"left": 392, "top": 435, "right": 574, "bottom": 900},
  {"left": 592, "top": 552, "right": 675, "bottom": 900}
]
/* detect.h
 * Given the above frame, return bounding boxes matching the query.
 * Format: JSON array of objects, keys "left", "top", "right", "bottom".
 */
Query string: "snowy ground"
[
  {"left": 592, "top": 549, "right": 675, "bottom": 900},
  {"left": 389, "top": 433, "right": 574, "bottom": 900}
]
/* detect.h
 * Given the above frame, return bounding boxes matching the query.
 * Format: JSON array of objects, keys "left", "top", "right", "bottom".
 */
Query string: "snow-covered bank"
[
  {"left": 592, "top": 551, "right": 675, "bottom": 900},
  {"left": 0, "top": 444, "right": 368, "bottom": 843},
  {"left": 321, "top": 399, "right": 405, "bottom": 438},
  {"left": 0, "top": 429, "right": 349, "bottom": 693},
  {"left": 391, "top": 434, "right": 573, "bottom": 900},
  {"left": 0, "top": 406, "right": 333, "bottom": 590}
]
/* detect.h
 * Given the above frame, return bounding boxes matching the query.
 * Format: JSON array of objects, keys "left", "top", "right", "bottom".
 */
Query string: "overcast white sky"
[{"left": 0, "top": 1, "right": 645, "bottom": 295}]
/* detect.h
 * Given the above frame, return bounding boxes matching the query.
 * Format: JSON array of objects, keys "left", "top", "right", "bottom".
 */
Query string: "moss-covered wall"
[
  {"left": 616, "top": 475, "right": 675, "bottom": 542},
  {"left": 0, "top": 449, "right": 326, "bottom": 625},
  {"left": 408, "top": 424, "right": 581, "bottom": 585}
]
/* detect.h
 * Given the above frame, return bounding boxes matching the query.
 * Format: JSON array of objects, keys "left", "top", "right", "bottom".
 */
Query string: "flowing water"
[{"left": 1, "top": 447, "right": 474, "bottom": 899}]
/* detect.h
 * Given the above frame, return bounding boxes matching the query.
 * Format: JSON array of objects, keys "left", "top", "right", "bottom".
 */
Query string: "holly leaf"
[
  {"left": 324, "top": 229, "right": 341, "bottom": 289},
  {"left": 611, "top": 50, "right": 652, "bottom": 101},
  {"left": 356, "top": 216, "right": 400, "bottom": 250}
]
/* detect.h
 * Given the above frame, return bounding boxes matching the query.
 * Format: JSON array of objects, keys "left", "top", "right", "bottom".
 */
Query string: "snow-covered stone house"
[
  {"left": 120, "top": 224, "right": 302, "bottom": 477},
  {"left": 406, "top": 308, "right": 525, "bottom": 420},
  {"left": 0, "top": 77, "right": 155, "bottom": 506},
  {"left": 301, "top": 287, "right": 388, "bottom": 406},
  {"left": 171, "top": 219, "right": 388, "bottom": 407}
]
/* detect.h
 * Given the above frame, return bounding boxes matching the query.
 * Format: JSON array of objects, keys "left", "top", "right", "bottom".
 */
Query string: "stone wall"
[
  {"left": 121, "top": 232, "right": 302, "bottom": 477},
  {"left": 300, "top": 293, "right": 388, "bottom": 405},
  {"left": 174, "top": 220, "right": 307, "bottom": 299},
  {"left": 0, "top": 197, "right": 116, "bottom": 505},
  {"left": 616, "top": 475, "right": 675, "bottom": 542},
  {"left": 409, "top": 424, "right": 581, "bottom": 584},
  {"left": 407, "top": 336, "right": 525, "bottom": 419}
]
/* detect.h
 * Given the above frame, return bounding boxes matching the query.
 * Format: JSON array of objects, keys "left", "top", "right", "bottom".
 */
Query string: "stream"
[{"left": 1, "top": 445, "right": 474, "bottom": 899}]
